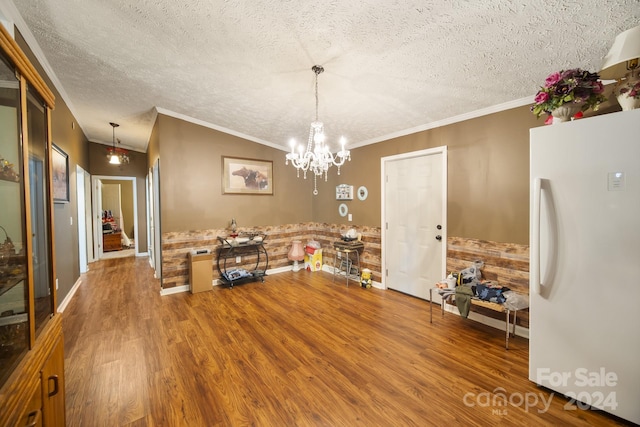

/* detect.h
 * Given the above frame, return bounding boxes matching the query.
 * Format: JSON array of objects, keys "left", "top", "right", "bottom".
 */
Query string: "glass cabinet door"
[
  {"left": 26, "top": 85, "right": 53, "bottom": 335},
  {"left": 0, "top": 53, "right": 29, "bottom": 386}
]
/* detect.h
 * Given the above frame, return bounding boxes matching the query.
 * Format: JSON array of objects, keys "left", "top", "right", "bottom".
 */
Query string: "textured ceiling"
[{"left": 2, "top": 0, "right": 639, "bottom": 153}]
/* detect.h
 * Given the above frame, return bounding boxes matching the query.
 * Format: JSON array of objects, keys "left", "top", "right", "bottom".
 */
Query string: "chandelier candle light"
[{"left": 286, "top": 65, "right": 350, "bottom": 195}]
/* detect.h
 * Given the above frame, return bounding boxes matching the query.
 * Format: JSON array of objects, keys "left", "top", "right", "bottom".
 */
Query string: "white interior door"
[
  {"left": 76, "top": 165, "right": 88, "bottom": 273},
  {"left": 382, "top": 147, "right": 447, "bottom": 300},
  {"left": 92, "top": 177, "right": 103, "bottom": 260},
  {"left": 147, "top": 172, "right": 153, "bottom": 269},
  {"left": 84, "top": 171, "right": 93, "bottom": 262},
  {"left": 152, "top": 160, "right": 161, "bottom": 280}
]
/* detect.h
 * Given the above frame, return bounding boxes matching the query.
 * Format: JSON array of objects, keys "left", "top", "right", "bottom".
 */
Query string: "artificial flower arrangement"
[{"left": 531, "top": 68, "right": 606, "bottom": 119}]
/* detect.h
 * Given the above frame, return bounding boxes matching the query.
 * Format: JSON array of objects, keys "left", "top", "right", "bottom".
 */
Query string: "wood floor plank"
[{"left": 62, "top": 257, "right": 630, "bottom": 426}]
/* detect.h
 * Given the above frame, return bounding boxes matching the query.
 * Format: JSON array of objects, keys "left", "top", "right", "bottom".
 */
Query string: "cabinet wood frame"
[{"left": 0, "top": 21, "right": 63, "bottom": 427}]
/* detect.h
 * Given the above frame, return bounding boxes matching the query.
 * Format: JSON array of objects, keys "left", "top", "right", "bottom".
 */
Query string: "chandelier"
[
  {"left": 106, "top": 122, "right": 129, "bottom": 165},
  {"left": 285, "top": 65, "right": 350, "bottom": 195}
]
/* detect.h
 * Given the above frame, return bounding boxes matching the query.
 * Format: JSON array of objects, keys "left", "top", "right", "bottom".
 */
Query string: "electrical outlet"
[
  {"left": 348, "top": 213, "right": 352, "bottom": 221},
  {"left": 70, "top": 216, "right": 73, "bottom": 226},
  {"left": 236, "top": 256, "right": 241, "bottom": 263}
]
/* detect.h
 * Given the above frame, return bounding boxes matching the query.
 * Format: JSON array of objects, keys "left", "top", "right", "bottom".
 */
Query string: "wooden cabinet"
[
  {"left": 1, "top": 317, "right": 65, "bottom": 426},
  {"left": 15, "top": 337, "right": 65, "bottom": 427},
  {"left": 41, "top": 336, "right": 65, "bottom": 426},
  {"left": 0, "top": 23, "right": 65, "bottom": 426},
  {"left": 18, "top": 379, "right": 43, "bottom": 427},
  {"left": 103, "top": 232, "right": 122, "bottom": 252}
]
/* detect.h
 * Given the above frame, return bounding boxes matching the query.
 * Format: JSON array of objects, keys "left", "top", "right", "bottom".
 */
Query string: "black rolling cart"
[{"left": 216, "top": 233, "right": 268, "bottom": 288}]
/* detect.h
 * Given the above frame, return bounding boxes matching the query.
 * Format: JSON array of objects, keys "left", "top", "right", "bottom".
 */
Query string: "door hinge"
[{"left": 385, "top": 269, "right": 388, "bottom": 277}]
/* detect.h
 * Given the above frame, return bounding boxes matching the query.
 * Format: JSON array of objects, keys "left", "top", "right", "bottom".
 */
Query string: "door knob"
[{"left": 435, "top": 235, "right": 442, "bottom": 241}]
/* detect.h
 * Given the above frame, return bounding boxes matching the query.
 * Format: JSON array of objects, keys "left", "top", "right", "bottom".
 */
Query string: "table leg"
[
  {"left": 345, "top": 255, "right": 351, "bottom": 286},
  {"left": 505, "top": 310, "right": 510, "bottom": 350},
  {"left": 429, "top": 288, "right": 433, "bottom": 323},
  {"left": 333, "top": 251, "right": 337, "bottom": 282}
]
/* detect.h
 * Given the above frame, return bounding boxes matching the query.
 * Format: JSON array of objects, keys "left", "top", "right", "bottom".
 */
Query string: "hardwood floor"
[{"left": 63, "top": 257, "right": 629, "bottom": 426}]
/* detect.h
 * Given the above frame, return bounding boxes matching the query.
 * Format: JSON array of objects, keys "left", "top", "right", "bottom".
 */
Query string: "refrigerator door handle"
[{"left": 532, "top": 177, "right": 542, "bottom": 294}]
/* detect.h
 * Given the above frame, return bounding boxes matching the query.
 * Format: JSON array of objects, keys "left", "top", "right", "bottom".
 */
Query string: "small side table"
[{"left": 333, "top": 241, "right": 364, "bottom": 286}]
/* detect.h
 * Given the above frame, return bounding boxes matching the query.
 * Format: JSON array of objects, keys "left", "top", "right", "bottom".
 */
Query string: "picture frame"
[
  {"left": 336, "top": 184, "right": 353, "bottom": 200},
  {"left": 222, "top": 156, "right": 273, "bottom": 195},
  {"left": 52, "top": 144, "right": 69, "bottom": 203}
]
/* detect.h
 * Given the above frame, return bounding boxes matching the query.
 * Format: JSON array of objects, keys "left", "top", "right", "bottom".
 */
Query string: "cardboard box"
[
  {"left": 304, "top": 249, "right": 323, "bottom": 272},
  {"left": 188, "top": 252, "right": 213, "bottom": 293}
]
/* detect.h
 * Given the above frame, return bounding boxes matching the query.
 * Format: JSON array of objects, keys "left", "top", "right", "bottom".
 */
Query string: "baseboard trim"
[
  {"left": 57, "top": 277, "right": 83, "bottom": 313},
  {"left": 160, "top": 285, "right": 190, "bottom": 296}
]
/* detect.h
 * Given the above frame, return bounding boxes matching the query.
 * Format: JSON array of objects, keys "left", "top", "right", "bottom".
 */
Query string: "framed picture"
[
  {"left": 52, "top": 144, "right": 69, "bottom": 203},
  {"left": 336, "top": 184, "right": 353, "bottom": 200},
  {"left": 222, "top": 156, "right": 273, "bottom": 195}
]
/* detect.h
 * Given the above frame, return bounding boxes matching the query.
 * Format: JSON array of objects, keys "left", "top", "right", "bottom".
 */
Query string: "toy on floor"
[{"left": 360, "top": 268, "right": 372, "bottom": 288}]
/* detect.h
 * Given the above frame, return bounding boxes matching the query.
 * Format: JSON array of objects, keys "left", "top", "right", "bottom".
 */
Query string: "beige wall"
[
  {"left": 153, "top": 106, "right": 540, "bottom": 245},
  {"left": 306, "top": 99, "right": 618, "bottom": 245},
  {"left": 309, "top": 106, "right": 541, "bottom": 244},
  {"left": 155, "top": 99, "right": 623, "bottom": 246},
  {"left": 156, "top": 114, "right": 315, "bottom": 232}
]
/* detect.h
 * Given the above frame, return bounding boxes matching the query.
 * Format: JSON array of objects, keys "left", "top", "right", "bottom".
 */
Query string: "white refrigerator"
[{"left": 529, "top": 108, "right": 640, "bottom": 425}]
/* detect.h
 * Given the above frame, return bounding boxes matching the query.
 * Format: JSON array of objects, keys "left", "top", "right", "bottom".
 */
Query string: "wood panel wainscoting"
[
  {"left": 62, "top": 257, "right": 628, "bottom": 426},
  {"left": 447, "top": 237, "right": 530, "bottom": 329},
  {"left": 160, "top": 223, "right": 381, "bottom": 289}
]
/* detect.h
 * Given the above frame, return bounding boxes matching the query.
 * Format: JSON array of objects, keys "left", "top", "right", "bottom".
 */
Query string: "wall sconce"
[{"left": 288, "top": 240, "right": 305, "bottom": 272}]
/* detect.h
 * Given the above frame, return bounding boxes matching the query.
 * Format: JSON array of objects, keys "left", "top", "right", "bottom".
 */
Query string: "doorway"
[
  {"left": 91, "top": 175, "right": 138, "bottom": 260},
  {"left": 381, "top": 147, "right": 447, "bottom": 301}
]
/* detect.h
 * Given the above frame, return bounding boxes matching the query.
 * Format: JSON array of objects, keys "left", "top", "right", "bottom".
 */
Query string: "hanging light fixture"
[
  {"left": 106, "top": 122, "right": 129, "bottom": 165},
  {"left": 285, "top": 65, "right": 350, "bottom": 195}
]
